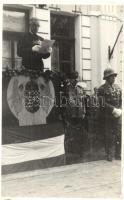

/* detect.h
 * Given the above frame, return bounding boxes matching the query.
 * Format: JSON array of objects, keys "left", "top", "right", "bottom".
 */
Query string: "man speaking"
[{"left": 17, "top": 17, "right": 52, "bottom": 71}]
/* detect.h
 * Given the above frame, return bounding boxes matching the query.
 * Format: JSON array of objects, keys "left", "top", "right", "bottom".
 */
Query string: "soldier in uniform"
[
  {"left": 64, "top": 81, "right": 87, "bottom": 164},
  {"left": 98, "top": 68, "right": 122, "bottom": 161}
]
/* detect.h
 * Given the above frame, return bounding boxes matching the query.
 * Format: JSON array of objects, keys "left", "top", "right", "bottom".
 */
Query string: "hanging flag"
[{"left": 2, "top": 72, "right": 65, "bottom": 175}]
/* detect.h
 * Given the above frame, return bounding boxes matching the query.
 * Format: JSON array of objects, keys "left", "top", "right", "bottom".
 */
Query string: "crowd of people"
[{"left": 17, "top": 17, "right": 122, "bottom": 163}]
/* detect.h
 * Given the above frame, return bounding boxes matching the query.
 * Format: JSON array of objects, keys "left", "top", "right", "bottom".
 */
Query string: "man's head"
[
  {"left": 70, "top": 71, "right": 79, "bottom": 80},
  {"left": 29, "top": 18, "right": 40, "bottom": 34},
  {"left": 76, "top": 82, "right": 87, "bottom": 95},
  {"left": 103, "top": 68, "right": 117, "bottom": 85}
]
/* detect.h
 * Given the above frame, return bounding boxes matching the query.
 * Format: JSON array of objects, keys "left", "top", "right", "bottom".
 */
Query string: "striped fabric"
[
  {"left": 2, "top": 134, "right": 65, "bottom": 175},
  {"left": 2, "top": 75, "right": 65, "bottom": 175}
]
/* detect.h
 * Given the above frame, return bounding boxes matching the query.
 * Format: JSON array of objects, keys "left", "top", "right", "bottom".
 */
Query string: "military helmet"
[{"left": 103, "top": 68, "right": 117, "bottom": 80}]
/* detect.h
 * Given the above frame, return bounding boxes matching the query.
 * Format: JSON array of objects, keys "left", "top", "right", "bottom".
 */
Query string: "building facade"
[{"left": 2, "top": 4, "right": 124, "bottom": 94}]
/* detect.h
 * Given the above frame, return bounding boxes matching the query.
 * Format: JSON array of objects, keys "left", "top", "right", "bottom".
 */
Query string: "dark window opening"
[{"left": 51, "top": 13, "right": 75, "bottom": 77}]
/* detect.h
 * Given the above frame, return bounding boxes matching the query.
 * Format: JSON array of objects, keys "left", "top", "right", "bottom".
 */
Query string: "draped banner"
[
  {"left": 2, "top": 72, "right": 65, "bottom": 175},
  {"left": 2, "top": 135, "right": 64, "bottom": 165},
  {"left": 2, "top": 135, "right": 65, "bottom": 174}
]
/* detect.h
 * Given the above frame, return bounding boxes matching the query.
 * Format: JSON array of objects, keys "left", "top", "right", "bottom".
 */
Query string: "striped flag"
[{"left": 2, "top": 74, "right": 65, "bottom": 175}]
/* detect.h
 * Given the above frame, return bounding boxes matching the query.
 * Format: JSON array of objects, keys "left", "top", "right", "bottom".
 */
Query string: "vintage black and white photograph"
[{"left": 1, "top": 2, "right": 124, "bottom": 198}]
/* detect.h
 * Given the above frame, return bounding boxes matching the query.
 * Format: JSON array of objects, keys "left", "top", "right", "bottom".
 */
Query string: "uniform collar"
[
  {"left": 105, "top": 81, "right": 115, "bottom": 87},
  {"left": 105, "top": 81, "right": 115, "bottom": 90}
]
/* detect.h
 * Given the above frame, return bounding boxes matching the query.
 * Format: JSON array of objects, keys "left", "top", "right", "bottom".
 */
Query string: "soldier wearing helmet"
[
  {"left": 17, "top": 17, "right": 52, "bottom": 71},
  {"left": 98, "top": 67, "right": 122, "bottom": 161}
]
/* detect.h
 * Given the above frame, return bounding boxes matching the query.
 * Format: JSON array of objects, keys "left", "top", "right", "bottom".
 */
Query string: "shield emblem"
[{"left": 7, "top": 75, "right": 55, "bottom": 126}]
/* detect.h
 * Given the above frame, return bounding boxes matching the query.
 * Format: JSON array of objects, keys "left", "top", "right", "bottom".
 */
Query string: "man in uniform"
[
  {"left": 17, "top": 17, "right": 52, "bottom": 71},
  {"left": 64, "top": 81, "right": 87, "bottom": 163},
  {"left": 98, "top": 67, "right": 122, "bottom": 161}
]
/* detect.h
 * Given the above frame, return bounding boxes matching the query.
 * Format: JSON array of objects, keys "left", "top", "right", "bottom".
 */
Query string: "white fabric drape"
[{"left": 2, "top": 135, "right": 64, "bottom": 166}]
